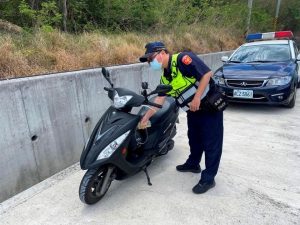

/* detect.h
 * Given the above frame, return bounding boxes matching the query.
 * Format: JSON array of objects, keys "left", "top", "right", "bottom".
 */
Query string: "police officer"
[{"left": 139, "top": 41, "right": 223, "bottom": 194}]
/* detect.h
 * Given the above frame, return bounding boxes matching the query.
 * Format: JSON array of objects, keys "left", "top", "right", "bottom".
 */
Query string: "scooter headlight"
[
  {"left": 96, "top": 130, "right": 130, "bottom": 161},
  {"left": 113, "top": 91, "right": 133, "bottom": 109}
]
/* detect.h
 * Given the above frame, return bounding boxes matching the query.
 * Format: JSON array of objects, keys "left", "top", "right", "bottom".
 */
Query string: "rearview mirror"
[
  {"left": 102, "top": 67, "right": 113, "bottom": 87},
  {"left": 142, "top": 82, "right": 149, "bottom": 90},
  {"left": 147, "top": 84, "right": 172, "bottom": 96},
  {"left": 221, "top": 56, "right": 229, "bottom": 62},
  {"left": 155, "top": 84, "right": 172, "bottom": 94}
]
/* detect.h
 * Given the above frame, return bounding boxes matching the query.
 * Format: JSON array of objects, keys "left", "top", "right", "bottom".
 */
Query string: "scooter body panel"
[{"left": 80, "top": 107, "right": 140, "bottom": 170}]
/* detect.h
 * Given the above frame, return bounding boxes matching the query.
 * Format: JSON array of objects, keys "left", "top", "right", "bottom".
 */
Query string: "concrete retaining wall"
[{"left": 0, "top": 51, "right": 233, "bottom": 202}]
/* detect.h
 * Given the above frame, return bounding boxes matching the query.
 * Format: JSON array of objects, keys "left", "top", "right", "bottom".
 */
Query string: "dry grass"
[{"left": 0, "top": 25, "right": 242, "bottom": 79}]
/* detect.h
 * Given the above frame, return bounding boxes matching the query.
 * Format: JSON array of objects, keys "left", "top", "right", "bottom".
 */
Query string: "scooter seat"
[{"left": 138, "top": 97, "right": 176, "bottom": 125}]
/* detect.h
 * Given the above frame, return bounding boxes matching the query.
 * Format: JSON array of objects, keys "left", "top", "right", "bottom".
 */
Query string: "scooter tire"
[
  {"left": 157, "top": 139, "right": 175, "bottom": 156},
  {"left": 79, "top": 167, "right": 113, "bottom": 205}
]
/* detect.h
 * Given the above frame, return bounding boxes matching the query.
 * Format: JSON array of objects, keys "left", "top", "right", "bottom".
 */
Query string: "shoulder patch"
[{"left": 182, "top": 55, "right": 192, "bottom": 65}]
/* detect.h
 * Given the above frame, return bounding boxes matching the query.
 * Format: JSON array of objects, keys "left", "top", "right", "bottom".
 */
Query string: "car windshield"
[{"left": 230, "top": 44, "right": 291, "bottom": 63}]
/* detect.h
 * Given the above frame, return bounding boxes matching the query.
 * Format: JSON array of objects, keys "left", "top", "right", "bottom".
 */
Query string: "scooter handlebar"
[
  {"left": 104, "top": 87, "right": 114, "bottom": 91},
  {"left": 147, "top": 101, "right": 162, "bottom": 108}
]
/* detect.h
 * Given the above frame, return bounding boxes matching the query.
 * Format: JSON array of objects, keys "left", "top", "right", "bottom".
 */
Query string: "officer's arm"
[
  {"left": 141, "top": 72, "right": 168, "bottom": 120},
  {"left": 140, "top": 96, "right": 166, "bottom": 128},
  {"left": 179, "top": 52, "right": 212, "bottom": 111},
  {"left": 189, "top": 71, "right": 212, "bottom": 111},
  {"left": 195, "top": 71, "right": 213, "bottom": 99}
]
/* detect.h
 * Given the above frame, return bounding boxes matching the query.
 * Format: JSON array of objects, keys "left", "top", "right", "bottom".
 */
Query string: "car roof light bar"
[
  {"left": 246, "top": 31, "right": 294, "bottom": 42},
  {"left": 275, "top": 31, "right": 293, "bottom": 38},
  {"left": 262, "top": 32, "right": 275, "bottom": 39},
  {"left": 246, "top": 33, "right": 262, "bottom": 41}
]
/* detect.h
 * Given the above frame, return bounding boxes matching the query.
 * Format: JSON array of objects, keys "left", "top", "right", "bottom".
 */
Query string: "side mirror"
[
  {"left": 155, "top": 84, "right": 172, "bottom": 94},
  {"left": 142, "top": 82, "right": 149, "bottom": 90},
  {"left": 221, "top": 56, "right": 229, "bottom": 62},
  {"left": 297, "top": 54, "right": 300, "bottom": 61},
  {"left": 147, "top": 84, "right": 172, "bottom": 96},
  {"left": 102, "top": 67, "right": 113, "bottom": 87}
]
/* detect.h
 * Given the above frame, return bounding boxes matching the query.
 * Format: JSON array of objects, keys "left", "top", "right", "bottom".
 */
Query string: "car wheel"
[{"left": 285, "top": 86, "right": 297, "bottom": 108}]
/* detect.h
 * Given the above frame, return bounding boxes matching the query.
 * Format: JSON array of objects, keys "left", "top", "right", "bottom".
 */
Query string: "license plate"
[{"left": 233, "top": 89, "right": 253, "bottom": 99}]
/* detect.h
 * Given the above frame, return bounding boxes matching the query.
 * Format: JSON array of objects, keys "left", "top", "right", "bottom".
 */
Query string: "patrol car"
[{"left": 214, "top": 31, "right": 299, "bottom": 108}]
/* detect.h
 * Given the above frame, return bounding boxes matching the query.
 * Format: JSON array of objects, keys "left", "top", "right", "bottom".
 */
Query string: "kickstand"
[{"left": 143, "top": 167, "right": 152, "bottom": 186}]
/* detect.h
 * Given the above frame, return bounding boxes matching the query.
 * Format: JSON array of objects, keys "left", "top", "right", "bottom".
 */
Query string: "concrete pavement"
[{"left": 1, "top": 94, "right": 300, "bottom": 225}]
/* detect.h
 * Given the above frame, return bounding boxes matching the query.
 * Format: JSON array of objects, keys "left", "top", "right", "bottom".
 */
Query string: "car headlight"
[
  {"left": 113, "top": 91, "right": 133, "bottom": 109},
  {"left": 213, "top": 76, "right": 225, "bottom": 85},
  {"left": 266, "top": 76, "right": 292, "bottom": 86},
  {"left": 96, "top": 130, "right": 130, "bottom": 161}
]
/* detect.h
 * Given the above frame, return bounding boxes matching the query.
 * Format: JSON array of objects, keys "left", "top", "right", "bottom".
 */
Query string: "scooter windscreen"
[{"left": 112, "top": 88, "right": 145, "bottom": 109}]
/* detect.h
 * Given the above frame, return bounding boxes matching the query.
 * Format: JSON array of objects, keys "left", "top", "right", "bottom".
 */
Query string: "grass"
[{"left": 0, "top": 25, "right": 242, "bottom": 79}]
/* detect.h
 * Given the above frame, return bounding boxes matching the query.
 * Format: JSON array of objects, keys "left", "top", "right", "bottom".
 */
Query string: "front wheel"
[
  {"left": 285, "top": 86, "right": 297, "bottom": 108},
  {"left": 79, "top": 166, "right": 115, "bottom": 205}
]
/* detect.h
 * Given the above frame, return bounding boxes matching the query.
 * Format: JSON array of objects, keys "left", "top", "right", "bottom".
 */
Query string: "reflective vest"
[{"left": 160, "top": 53, "right": 209, "bottom": 111}]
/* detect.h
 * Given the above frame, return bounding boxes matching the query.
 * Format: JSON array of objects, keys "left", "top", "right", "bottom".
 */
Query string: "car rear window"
[{"left": 230, "top": 44, "right": 291, "bottom": 63}]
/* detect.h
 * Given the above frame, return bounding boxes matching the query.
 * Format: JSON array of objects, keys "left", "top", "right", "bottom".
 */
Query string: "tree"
[
  {"left": 62, "top": 0, "right": 67, "bottom": 31},
  {"left": 19, "top": 0, "right": 62, "bottom": 29}
]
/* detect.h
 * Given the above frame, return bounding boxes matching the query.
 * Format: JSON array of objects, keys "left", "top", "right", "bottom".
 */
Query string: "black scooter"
[{"left": 79, "top": 68, "right": 179, "bottom": 205}]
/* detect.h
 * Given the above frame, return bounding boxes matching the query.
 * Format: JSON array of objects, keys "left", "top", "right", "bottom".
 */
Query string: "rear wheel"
[
  {"left": 79, "top": 166, "right": 115, "bottom": 205},
  {"left": 158, "top": 139, "right": 175, "bottom": 156},
  {"left": 166, "top": 139, "right": 175, "bottom": 151}
]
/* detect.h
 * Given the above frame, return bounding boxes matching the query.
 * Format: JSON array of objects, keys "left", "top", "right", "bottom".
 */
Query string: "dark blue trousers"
[{"left": 186, "top": 110, "right": 223, "bottom": 183}]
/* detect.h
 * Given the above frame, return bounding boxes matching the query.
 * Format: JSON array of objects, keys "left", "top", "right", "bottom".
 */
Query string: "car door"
[{"left": 293, "top": 42, "right": 300, "bottom": 84}]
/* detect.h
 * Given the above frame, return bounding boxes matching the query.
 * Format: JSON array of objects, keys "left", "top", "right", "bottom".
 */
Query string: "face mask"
[{"left": 150, "top": 54, "right": 162, "bottom": 71}]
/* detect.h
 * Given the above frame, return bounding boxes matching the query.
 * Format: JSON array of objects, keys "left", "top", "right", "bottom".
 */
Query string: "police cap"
[{"left": 139, "top": 41, "right": 166, "bottom": 62}]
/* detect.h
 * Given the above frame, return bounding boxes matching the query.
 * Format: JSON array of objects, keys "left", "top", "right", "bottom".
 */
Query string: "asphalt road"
[{"left": 1, "top": 93, "right": 300, "bottom": 225}]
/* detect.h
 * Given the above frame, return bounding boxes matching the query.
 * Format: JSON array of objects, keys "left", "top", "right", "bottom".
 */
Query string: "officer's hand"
[
  {"left": 189, "top": 96, "right": 201, "bottom": 112},
  {"left": 138, "top": 117, "right": 149, "bottom": 129}
]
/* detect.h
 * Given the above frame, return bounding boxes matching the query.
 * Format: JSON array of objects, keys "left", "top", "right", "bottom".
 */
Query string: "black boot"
[
  {"left": 176, "top": 163, "right": 201, "bottom": 173},
  {"left": 192, "top": 180, "right": 216, "bottom": 194}
]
